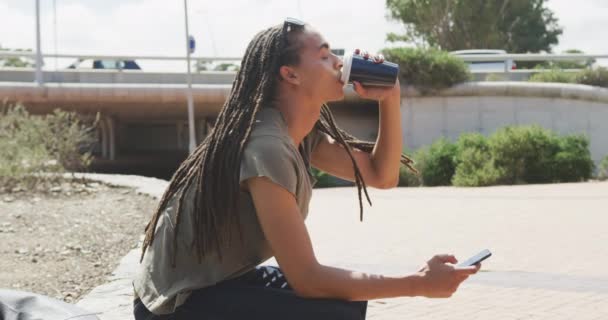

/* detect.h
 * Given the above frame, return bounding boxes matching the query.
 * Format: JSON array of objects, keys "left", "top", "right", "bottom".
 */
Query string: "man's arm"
[
  {"left": 311, "top": 80, "right": 403, "bottom": 189},
  {"left": 245, "top": 176, "right": 479, "bottom": 301}
]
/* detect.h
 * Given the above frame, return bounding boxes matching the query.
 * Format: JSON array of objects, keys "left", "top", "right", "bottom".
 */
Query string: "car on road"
[
  {"left": 67, "top": 59, "right": 141, "bottom": 70},
  {"left": 450, "top": 49, "right": 516, "bottom": 72}
]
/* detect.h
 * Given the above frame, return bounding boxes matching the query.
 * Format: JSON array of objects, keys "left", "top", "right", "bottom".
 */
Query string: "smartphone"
[{"left": 458, "top": 249, "right": 492, "bottom": 267}]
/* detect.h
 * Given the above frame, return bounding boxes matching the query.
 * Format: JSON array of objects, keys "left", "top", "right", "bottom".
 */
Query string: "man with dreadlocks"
[{"left": 133, "top": 18, "right": 481, "bottom": 319}]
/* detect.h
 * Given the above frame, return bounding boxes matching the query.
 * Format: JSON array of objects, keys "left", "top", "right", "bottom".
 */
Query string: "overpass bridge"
[
  {"left": 2, "top": 52, "right": 608, "bottom": 177},
  {"left": 0, "top": 63, "right": 373, "bottom": 177}
]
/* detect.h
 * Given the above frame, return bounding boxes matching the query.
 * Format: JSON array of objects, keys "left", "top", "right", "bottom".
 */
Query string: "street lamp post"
[
  {"left": 183, "top": 0, "right": 197, "bottom": 153},
  {"left": 35, "top": 0, "right": 44, "bottom": 86}
]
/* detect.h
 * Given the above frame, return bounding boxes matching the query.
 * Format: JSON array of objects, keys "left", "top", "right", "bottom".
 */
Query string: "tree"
[
  {"left": 0, "top": 44, "right": 34, "bottom": 68},
  {"left": 386, "top": 0, "right": 563, "bottom": 53}
]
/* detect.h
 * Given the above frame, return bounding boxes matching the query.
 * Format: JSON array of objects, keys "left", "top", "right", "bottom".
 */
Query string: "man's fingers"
[
  {"left": 433, "top": 254, "right": 458, "bottom": 264},
  {"left": 373, "top": 54, "right": 385, "bottom": 64},
  {"left": 353, "top": 81, "right": 366, "bottom": 95},
  {"left": 454, "top": 265, "right": 480, "bottom": 275}
]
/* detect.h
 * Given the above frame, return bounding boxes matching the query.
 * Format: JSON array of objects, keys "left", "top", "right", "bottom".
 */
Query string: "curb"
[{"left": 70, "top": 173, "right": 168, "bottom": 320}]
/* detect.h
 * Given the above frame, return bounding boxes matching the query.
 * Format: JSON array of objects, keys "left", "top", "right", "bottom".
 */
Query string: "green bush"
[
  {"left": 0, "top": 104, "right": 96, "bottom": 189},
  {"left": 488, "top": 126, "right": 558, "bottom": 184},
  {"left": 528, "top": 67, "right": 608, "bottom": 89},
  {"left": 381, "top": 47, "right": 470, "bottom": 93},
  {"left": 310, "top": 167, "right": 353, "bottom": 188},
  {"left": 487, "top": 126, "right": 594, "bottom": 184},
  {"left": 485, "top": 73, "right": 509, "bottom": 82},
  {"left": 528, "top": 69, "right": 576, "bottom": 84},
  {"left": 574, "top": 67, "right": 608, "bottom": 88},
  {"left": 599, "top": 156, "right": 608, "bottom": 181},
  {"left": 452, "top": 133, "right": 502, "bottom": 187},
  {"left": 398, "top": 164, "right": 421, "bottom": 187},
  {"left": 400, "top": 126, "right": 594, "bottom": 187},
  {"left": 551, "top": 135, "right": 594, "bottom": 182},
  {"left": 414, "top": 138, "right": 457, "bottom": 186}
]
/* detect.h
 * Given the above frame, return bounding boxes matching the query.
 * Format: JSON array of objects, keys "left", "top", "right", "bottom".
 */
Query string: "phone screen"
[{"left": 458, "top": 249, "right": 492, "bottom": 267}]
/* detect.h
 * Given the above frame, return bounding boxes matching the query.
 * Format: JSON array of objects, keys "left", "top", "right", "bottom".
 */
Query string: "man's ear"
[{"left": 279, "top": 65, "right": 300, "bottom": 85}]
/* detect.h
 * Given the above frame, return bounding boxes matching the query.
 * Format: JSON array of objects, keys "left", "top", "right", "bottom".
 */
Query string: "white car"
[{"left": 450, "top": 49, "right": 516, "bottom": 73}]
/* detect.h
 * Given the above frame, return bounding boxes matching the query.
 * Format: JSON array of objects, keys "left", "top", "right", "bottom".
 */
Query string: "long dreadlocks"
[{"left": 141, "top": 23, "right": 416, "bottom": 266}]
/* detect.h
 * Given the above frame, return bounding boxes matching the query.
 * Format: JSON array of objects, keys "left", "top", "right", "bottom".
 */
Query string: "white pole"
[
  {"left": 35, "top": 0, "right": 44, "bottom": 86},
  {"left": 184, "top": 0, "right": 197, "bottom": 153}
]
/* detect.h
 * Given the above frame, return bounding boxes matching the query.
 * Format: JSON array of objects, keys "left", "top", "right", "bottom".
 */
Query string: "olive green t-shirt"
[{"left": 133, "top": 107, "right": 325, "bottom": 315}]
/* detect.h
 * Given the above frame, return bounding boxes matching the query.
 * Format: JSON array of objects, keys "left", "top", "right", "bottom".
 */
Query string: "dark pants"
[{"left": 134, "top": 266, "right": 368, "bottom": 320}]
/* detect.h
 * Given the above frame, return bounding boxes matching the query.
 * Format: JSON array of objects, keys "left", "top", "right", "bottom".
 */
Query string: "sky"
[{"left": 1, "top": 0, "right": 607, "bottom": 71}]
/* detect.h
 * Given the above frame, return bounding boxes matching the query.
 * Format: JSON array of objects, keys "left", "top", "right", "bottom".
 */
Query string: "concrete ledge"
[
  {"left": 75, "top": 249, "right": 142, "bottom": 320},
  {"left": 66, "top": 173, "right": 168, "bottom": 320},
  {"left": 402, "top": 81, "right": 608, "bottom": 104}
]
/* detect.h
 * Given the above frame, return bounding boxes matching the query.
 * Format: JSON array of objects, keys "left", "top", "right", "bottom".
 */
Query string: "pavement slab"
[{"left": 75, "top": 176, "right": 608, "bottom": 319}]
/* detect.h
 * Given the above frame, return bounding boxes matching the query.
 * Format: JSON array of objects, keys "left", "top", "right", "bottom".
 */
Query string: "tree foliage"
[
  {"left": 0, "top": 44, "right": 34, "bottom": 68},
  {"left": 386, "top": 0, "right": 563, "bottom": 53}
]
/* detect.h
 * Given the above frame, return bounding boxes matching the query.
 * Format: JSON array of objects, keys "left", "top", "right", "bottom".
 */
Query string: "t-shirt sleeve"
[{"left": 239, "top": 136, "right": 298, "bottom": 196}]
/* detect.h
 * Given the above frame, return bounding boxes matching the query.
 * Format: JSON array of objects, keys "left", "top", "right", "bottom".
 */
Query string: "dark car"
[{"left": 67, "top": 59, "right": 141, "bottom": 70}]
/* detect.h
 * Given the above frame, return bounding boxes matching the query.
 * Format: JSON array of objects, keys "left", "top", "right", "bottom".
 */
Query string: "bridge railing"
[
  {"left": 0, "top": 51, "right": 244, "bottom": 85},
  {"left": 453, "top": 53, "right": 608, "bottom": 72},
  {"left": 0, "top": 51, "right": 241, "bottom": 64},
  {"left": 2, "top": 51, "right": 608, "bottom": 83}
]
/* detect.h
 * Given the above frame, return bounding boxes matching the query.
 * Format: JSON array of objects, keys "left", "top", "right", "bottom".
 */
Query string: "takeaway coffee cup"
[{"left": 341, "top": 51, "right": 400, "bottom": 87}]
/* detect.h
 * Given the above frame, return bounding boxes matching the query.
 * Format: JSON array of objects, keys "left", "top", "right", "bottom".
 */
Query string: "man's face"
[{"left": 290, "top": 29, "right": 345, "bottom": 103}]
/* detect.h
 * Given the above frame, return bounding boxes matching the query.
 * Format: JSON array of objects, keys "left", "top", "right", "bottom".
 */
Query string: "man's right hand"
[{"left": 415, "top": 254, "right": 481, "bottom": 298}]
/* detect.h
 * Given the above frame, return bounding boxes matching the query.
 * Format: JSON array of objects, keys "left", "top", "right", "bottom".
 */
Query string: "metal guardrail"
[
  {"left": 453, "top": 53, "right": 608, "bottom": 74},
  {"left": 2, "top": 51, "right": 607, "bottom": 83},
  {"left": 3, "top": 51, "right": 608, "bottom": 65},
  {"left": 0, "top": 51, "right": 242, "bottom": 63},
  {"left": 455, "top": 53, "right": 608, "bottom": 62}
]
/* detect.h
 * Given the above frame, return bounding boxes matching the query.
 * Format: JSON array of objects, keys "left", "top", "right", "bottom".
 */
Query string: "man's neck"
[{"left": 274, "top": 94, "right": 321, "bottom": 147}]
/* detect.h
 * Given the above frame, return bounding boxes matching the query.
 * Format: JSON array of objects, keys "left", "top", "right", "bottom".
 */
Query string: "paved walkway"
[{"left": 76, "top": 174, "right": 608, "bottom": 319}]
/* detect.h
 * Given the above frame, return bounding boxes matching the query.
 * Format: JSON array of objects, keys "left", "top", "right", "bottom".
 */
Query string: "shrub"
[
  {"left": 528, "top": 69, "right": 576, "bottom": 84},
  {"left": 528, "top": 67, "right": 608, "bottom": 89},
  {"left": 485, "top": 73, "right": 509, "bottom": 82},
  {"left": 452, "top": 133, "right": 502, "bottom": 187},
  {"left": 551, "top": 135, "right": 594, "bottom": 182},
  {"left": 43, "top": 109, "right": 97, "bottom": 171},
  {"left": 398, "top": 147, "right": 421, "bottom": 187},
  {"left": 311, "top": 167, "right": 332, "bottom": 188},
  {"left": 599, "top": 156, "right": 608, "bottom": 181},
  {"left": 398, "top": 165, "right": 421, "bottom": 187},
  {"left": 414, "top": 138, "right": 457, "bottom": 186},
  {"left": 488, "top": 126, "right": 558, "bottom": 184},
  {"left": 0, "top": 104, "right": 96, "bottom": 189},
  {"left": 310, "top": 167, "right": 353, "bottom": 188},
  {"left": 487, "top": 126, "right": 594, "bottom": 184},
  {"left": 381, "top": 47, "right": 470, "bottom": 93},
  {"left": 574, "top": 67, "right": 608, "bottom": 88}
]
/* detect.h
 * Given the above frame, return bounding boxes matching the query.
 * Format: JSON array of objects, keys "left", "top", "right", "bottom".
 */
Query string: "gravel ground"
[{"left": 0, "top": 180, "right": 158, "bottom": 303}]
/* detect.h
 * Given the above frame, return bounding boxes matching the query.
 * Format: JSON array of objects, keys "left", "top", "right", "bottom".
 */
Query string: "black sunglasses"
[{"left": 283, "top": 17, "right": 305, "bottom": 33}]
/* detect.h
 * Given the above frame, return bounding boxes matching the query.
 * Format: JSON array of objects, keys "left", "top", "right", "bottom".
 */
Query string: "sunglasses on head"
[{"left": 283, "top": 17, "right": 305, "bottom": 33}]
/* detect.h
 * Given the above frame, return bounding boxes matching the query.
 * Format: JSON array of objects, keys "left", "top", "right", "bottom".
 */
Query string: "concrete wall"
[
  {"left": 337, "top": 83, "right": 608, "bottom": 164},
  {"left": 401, "top": 96, "right": 608, "bottom": 163}
]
